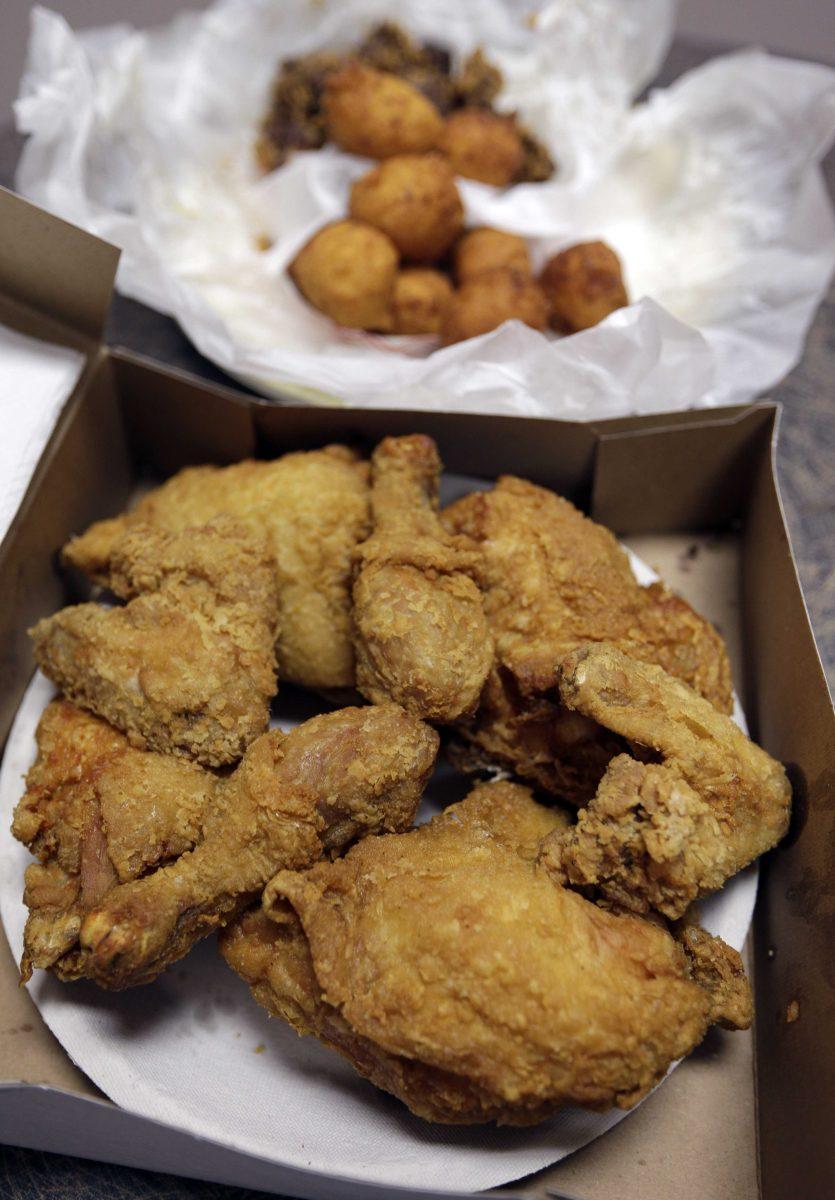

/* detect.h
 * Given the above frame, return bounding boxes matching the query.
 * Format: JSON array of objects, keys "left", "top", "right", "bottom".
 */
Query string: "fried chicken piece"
[
  {"left": 31, "top": 520, "right": 278, "bottom": 767},
  {"left": 12, "top": 700, "right": 219, "bottom": 981},
  {"left": 221, "top": 781, "right": 749, "bottom": 1125},
  {"left": 443, "top": 476, "right": 733, "bottom": 802},
  {"left": 62, "top": 446, "right": 371, "bottom": 690},
  {"left": 351, "top": 436, "right": 493, "bottom": 721},
  {"left": 540, "top": 645, "right": 791, "bottom": 918},
  {"left": 75, "top": 704, "right": 437, "bottom": 989}
]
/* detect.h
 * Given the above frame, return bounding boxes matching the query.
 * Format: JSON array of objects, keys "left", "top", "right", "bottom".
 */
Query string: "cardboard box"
[{"left": 0, "top": 187, "right": 831, "bottom": 1200}]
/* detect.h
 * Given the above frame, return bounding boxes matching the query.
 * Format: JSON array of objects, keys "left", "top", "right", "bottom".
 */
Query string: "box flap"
[{"left": 0, "top": 186, "right": 119, "bottom": 344}]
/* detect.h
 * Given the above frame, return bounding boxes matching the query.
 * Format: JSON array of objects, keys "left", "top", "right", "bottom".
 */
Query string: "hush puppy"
[
  {"left": 438, "top": 108, "right": 524, "bottom": 186},
  {"left": 350, "top": 153, "right": 464, "bottom": 263},
  {"left": 539, "top": 241, "right": 629, "bottom": 332},
  {"left": 290, "top": 220, "right": 399, "bottom": 330},
  {"left": 454, "top": 227, "right": 531, "bottom": 283},
  {"left": 392, "top": 268, "right": 453, "bottom": 334},
  {"left": 324, "top": 62, "right": 443, "bottom": 160},
  {"left": 441, "top": 266, "right": 549, "bottom": 345}
]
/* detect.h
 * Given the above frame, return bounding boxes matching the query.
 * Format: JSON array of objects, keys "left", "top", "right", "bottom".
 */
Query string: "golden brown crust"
[
  {"left": 290, "top": 220, "right": 399, "bottom": 331},
  {"left": 350, "top": 153, "right": 464, "bottom": 263},
  {"left": 540, "top": 241, "right": 628, "bottom": 332},
  {"left": 323, "top": 62, "right": 443, "bottom": 159},
  {"left": 391, "top": 268, "right": 453, "bottom": 334},
  {"left": 453, "top": 228, "right": 531, "bottom": 284},
  {"left": 441, "top": 267, "right": 549, "bottom": 345},
  {"left": 438, "top": 107, "right": 524, "bottom": 186}
]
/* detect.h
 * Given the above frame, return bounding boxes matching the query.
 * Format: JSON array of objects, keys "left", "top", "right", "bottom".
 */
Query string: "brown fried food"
[
  {"left": 443, "top": 476, "right": 733, "bottom": 802},
  {"left": 13, "top": 700, "right": 219, "bottom": 982},
  {"left": 357, "top": 22, "right": 455, "bottom": 113},
  {"left": 441, "top": 267, "right": 549, "bottom": 345},
  {"left": 391, "top": 268, "right": 453, "bottom": 334},
  {"left": 32, "top": 520, "right": 278, "bottom": 767},
  {"left": 323, "top": 62, "right": 443, "bottom": 160},
  {"left": 540, "top": 241, "right": 628, "bottom": 332},
  {"left": 255, "top": 50, "right": 345, "bottom": 172},
  {"left": 222, "top": 781, "right": 749, "bottom": 1125},
  {"left": 290, "top": 220, "right": 399, "bottom": 331},
  {"left": 349, "top": 153, "right": 464, "bottom": 263},
  {"left": 453, "top": 227, "right": 531, "bottom": 284},
  {"left": 540, "top": 645, "right": 791, "bottom": 918},
  {"left": 352, "top": 436, "right": 493, "bottom": 722},
  {"left": 453, "top": 48, "right": 503, "bottom": 109},
  {"left": 63, "top": 446, "right": 370, "bottom": 691},
  {"left": 63, "top": 704, "right": 437, "bottom": 989},
  {"left": 438, "top": 108, "right": 524, "bottom": 186}
]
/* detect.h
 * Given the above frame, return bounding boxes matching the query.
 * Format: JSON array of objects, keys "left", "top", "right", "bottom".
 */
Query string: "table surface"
[{"left": 1, "top": 31, "right": 833, "bottom": 1200}]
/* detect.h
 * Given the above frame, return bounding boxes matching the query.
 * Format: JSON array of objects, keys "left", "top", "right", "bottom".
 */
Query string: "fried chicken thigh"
[
  {"left": 13, "top": 700, "right": 219, "bottom": 981},
  {"left": 63, "top": 446, "right": 371, "bottom": 690},
  {"left": 31, "top": 520, "right": 278, "bottom": 767},
  {"left": 221, "top": 781, "right": 750, "bottom": 1125},
  {"left": 69, "top": 704, "right": 437, "bottom": 989},
  {"left": 443, "top": 476, "right": 732, "bottom": 802},
  {"left": 352, "top": 436, "right": 493, "bottom": 721},
  {"left": 540, "top": 645, "right": 791, "bottom": 918}
]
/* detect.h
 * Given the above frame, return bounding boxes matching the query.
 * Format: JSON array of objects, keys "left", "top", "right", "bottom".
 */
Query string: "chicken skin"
[
  {"left": 443, "top": 476, "right": 732, "bottom": 802},
  {"left": 31, "top": 520, "right": 278, "bottom": 767},
  {"left": 70, "top": 703, "right": 437, "bottom": 989},
  {"left": 12, "top": 700, "right": 219, "bottom": 982},
  {"left": 540, "top": 645, "right": 792, "bottom": 919},
  {"left": 62, "top": 446, "right": 371, "bottom": 690},
  {"left": 221, "top": 781, "right": 750, "bottom": 1126},
  {"left": 352, "top": 436, "right": 493, "bottom": 721}
]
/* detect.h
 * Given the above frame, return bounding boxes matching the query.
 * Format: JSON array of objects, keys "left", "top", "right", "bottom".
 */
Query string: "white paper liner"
[
  {"left": 0, "top": 540, "right": 756, "bottom": 1194},
  {"left": 14, "top": 1, "right": 835, "bottom": 416}
]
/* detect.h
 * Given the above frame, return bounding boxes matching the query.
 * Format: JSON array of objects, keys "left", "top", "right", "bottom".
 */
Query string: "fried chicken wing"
[
  {"left": 71, "top": 704, "right": 437, "bottom": 989},
  {"left": 540, "top": 645, "right": 791, "bottom": 918},
  {"left": 352, "top": 435, "right": 493, "bottom": 721},
  {"left": 221, "top": 781, "right": 749, "bottom": 1125},
  {"left": 443, "top": 476, "right": 732, "bottom": 802},
  {"left": 31, "top": 520, "right": 278, "bottom": 767},
  {"left": 12, "top": 700, "right": 219, "bottom": 981},
  {"left": 63, "top": 446, "right": 371, "bottom": 690}
]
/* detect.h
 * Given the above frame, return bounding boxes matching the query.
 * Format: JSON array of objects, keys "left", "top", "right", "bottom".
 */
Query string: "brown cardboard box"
[{"left": 0, "top": 187, "right": 831, "bottom": 1200}]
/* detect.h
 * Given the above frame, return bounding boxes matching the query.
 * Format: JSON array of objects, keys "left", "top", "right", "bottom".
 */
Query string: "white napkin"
[
  {"left": 12, "top": 0, "right": 835, "bottom": 416},
  {"left": 0, "top": 323, "right": 85, "bottom": 544}
]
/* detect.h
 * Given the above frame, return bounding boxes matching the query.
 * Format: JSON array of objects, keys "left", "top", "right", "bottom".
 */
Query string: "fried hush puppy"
[
  {"left": 454, "top": 227, "right": 531, "bottom": 283},
  {"left": 442, "top": 266, "right": 549, "bottom": 346},
  {"left": 323, "top": 61, "right": 444, "bottom": 159},
  {"left": 290, "top": 220, "right": 398, "bottom": 331},
  {"left": 350, "top": 153, "right": 464, "bottom": 263},
  {"left": 438, "top": 107, "right": 524, "bottom": 187},
  {"left": 391, "top": 268, "right": 453, "bottom": 334},
  {"left": 540, "top": 240, "right": 629, "bottom": 332}
]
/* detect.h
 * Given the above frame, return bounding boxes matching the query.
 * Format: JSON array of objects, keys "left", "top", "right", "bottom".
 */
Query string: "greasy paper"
[{"left": 14, "top": 0, "right": 835, "bottom": 415}]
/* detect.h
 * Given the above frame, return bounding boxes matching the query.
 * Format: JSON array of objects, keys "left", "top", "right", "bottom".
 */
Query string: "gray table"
[{"left": 1, "top": 32, "right": 833, "bottom": 1200}]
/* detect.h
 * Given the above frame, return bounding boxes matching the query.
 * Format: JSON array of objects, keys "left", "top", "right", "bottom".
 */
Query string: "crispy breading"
[
  {"left": 75, "top": 704, "right": 437, "bottom": 989},
  {"left": 221, "top": 781, "right": 749, "bottom": 1125},
  {"left": 443, "top": 476, "right": 733, "bottom": 802},
  {"left": 32, "top": 520, "right": 278, "bottom": 767},
  {"left": 540, "top": 645, "right": 791, "bottom": 918},
  {"left": 352, "top": 436, "right": 493, "bottom": 721},
  {"left": 63, "top": 447, "right": 371, "bottom": 690}
]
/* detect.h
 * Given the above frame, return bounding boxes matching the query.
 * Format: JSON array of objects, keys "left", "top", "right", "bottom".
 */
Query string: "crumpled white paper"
[
  {"left": 14, "top": 0, "right": 835, "bottom": 415},
  {"left": 0, "top": 540, "right": 757, "bottom": 1195},
  {"left": 0, "top": 323, "right": 85, "bottom": 543}
]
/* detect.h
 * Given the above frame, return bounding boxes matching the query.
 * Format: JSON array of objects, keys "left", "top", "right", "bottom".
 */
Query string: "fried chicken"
[
  {"left": 352, "top": 436, "right": 493, "bottom": 721},
  {"left": 443, "top": 476, "right": 733, "bottom": 802},
  {"left": 69, "top": 703, "right": 437, "bottom": 989},
  {"left": 31, "top": 519, "right": 278, "bottom": 767},
  {"left": 63, "top": 446, "right": 371, "bottom": 690},
  {"left": 540, "top": 645, "right": 791, "bottom": 918},
  {"left": 221, "top": 780, "right": 750, "bottom": 1125},
  {"left": 12, "top": 700, "right": 219, "bottom": 981}
]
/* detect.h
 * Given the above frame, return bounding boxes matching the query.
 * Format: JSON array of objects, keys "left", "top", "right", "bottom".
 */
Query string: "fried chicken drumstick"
[
  {"left": 14, "top": 701, "right": 438, "bottom": 989},
  {"left": 63, "top": 446, "right": 370, "bottom": 690},
  {"left": 221, "top": 780, "right": 750, "bottom": 1125},
  {"left": 443, "top": 476, "right": 733, "bottom": 803},
  {"left": 31, "top": 520, "right": 278, "bottom": 767},
  {"left": 540, "top": 645, "right": 792, "bottom": 918},
  {"left": 352, "top": 435, "right": 493, "bottom": 721}
]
